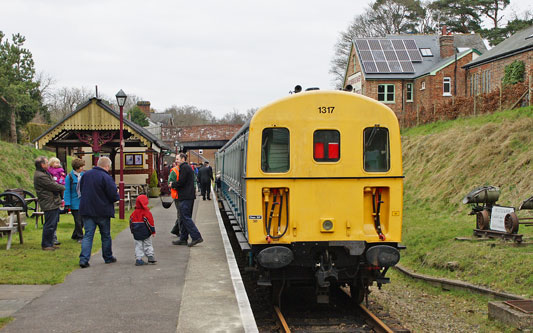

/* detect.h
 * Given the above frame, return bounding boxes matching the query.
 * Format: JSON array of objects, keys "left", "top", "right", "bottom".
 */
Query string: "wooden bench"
[
  {"left": 28, "top": 198, "right": 44, "bottom": 229},
  {"left": 0, "top": 207, "right": 25, "bottom": 250}
]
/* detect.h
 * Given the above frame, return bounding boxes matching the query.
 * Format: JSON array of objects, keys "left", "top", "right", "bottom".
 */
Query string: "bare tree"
[
  {"left": 45, "top": 86, "right": 93, "bottom": 122},
  {"left": 165, "top": 105, "right": 215, "bottom": 126}
]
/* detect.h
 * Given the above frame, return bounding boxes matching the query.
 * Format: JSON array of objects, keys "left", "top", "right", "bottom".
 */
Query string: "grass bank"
[
  {"left": 400, "top": 106, "right": 533, "bottom": 297},
  {"left": 0, "top": 141, "right": 56, "bottom": 193}
]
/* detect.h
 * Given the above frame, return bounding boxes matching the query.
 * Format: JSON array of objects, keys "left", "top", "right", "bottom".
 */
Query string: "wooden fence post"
[{"left": 499, "top": 85, "right": 502, "bottom": 112}]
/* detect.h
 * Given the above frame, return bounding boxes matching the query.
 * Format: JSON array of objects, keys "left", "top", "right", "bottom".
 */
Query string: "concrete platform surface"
[
  {"left": 3, "top": 191, "right": 258, "bottom": 333},
  {"left": 0, "top": 285, "right": 51, "bottom": 317},
  {"left": 176, "top": 194, "right": 257, "bottom": 333},
  {"left": 3, "top": 197, "right": 188, "bottom": 333}
]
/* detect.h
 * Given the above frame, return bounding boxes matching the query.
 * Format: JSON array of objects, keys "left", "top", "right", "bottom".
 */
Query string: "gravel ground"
[{"left": 366, "top": 271, "right": 512, "bottom": 332}]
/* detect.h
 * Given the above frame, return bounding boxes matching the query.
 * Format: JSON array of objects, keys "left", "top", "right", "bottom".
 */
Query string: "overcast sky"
[{"left": 2, "top": 0, "right": 532, "bottom": 118}]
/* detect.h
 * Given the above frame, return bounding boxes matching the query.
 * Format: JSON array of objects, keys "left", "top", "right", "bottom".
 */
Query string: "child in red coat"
[{"left": 129, "top": 195, "right": 156, "bottom": 266}]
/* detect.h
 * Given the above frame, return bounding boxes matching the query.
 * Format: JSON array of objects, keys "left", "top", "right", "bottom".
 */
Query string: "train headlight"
[{"left": 320, "top": 218, "right": 334, "bottom": 232}]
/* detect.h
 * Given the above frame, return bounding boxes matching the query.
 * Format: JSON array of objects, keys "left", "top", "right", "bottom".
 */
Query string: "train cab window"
[
  {"left": 363, "top": 127, "right": 390, "bottom": 172},
  {"left": 313, "top": 130, "right": 340, "bottom": 162},
  {"left": 261, "top": 128, "right": 290, "bottom": 172}
]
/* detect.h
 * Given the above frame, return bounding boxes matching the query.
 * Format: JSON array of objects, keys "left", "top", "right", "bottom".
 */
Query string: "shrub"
[
  {"left": 149, "top": 170, "right": 158, "bottom": 188},
  {"left": 502, "top": 60, "right": 525, "bottom": 86}
]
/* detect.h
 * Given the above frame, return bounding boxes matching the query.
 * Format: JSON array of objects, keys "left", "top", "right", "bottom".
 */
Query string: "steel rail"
[
  {"left": 359, "top": 304, "right": 395, "bottom": 333},
  {"left": 273, "top": 305, "right": 291, "bottom": 333}
]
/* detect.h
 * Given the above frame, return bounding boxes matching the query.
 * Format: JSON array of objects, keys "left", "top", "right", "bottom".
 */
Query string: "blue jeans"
[
  {"left": 79, "top": 216, "right": 113, "bottom": 264},
  {"left": 42, "top": 209, "right": 60, "bottom": 248},
  {"left": 179, "top": 200, "right": 201, "bottom": 242}
]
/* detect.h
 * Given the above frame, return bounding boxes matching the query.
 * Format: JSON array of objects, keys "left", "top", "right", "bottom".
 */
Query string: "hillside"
[
  {"left": 400, "top": 106, "right": 533, "bottom": 297},
  {"left": 0, "top": 141, "right": 55, "bottom": 193}
]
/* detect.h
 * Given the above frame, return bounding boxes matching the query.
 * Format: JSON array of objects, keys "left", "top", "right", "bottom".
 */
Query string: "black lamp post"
[{"left": 116, "top": 89, "right": 127, "bottom": 219}]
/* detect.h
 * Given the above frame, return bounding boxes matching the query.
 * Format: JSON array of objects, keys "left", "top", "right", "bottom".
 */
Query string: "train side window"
[
  {"left": 313, "top": 130, "right": 340, "bottom": 162},
  {"left": 363, "top": 127, "right": 390, "bottom": 172},
  {"left": 261, "top": 128, "right": 290, "bottom": 172}
]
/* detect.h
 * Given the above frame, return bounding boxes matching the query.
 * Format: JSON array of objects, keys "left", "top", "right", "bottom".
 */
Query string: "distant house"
[
  {"left": 343, "top": 32, "right": 486, "bottom": 121},
  {"left": 463, "top": 25, "right": 533, "bottom": 96},
  {"left": 136, "top": 100, "right": 174, "bottom": 141}
]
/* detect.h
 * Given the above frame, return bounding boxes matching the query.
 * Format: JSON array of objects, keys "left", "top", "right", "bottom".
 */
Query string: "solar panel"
[
  {"left": 384, "top": 50, "right": 397, "bottom": 61},
  {"left": 408, "top": 50, "right": 422, "bottom": 62},
  {"left": 388, "top": 61, "right": 402, "bottom": 73},
  {"left": 355, "top": 39, "right": 370, "bottom": 50},
  {"left": 400, "top": 61, "right": 415, "bottom": 72},
  {"left": 368, "top": 39, "right": 381, "bottom": 50},
  {"left": 403, "top": 39, "right": 417, "bottom": 50},
  {"left": 380, "top": 40, "right": 394, "bottom": 50},
  {"left": 372, "top": 50, "right": 386, "bottom": 61},
  {"left": 360, "top": 50, "right": 373, "bottom": 61},
  {"left": 362, "top": 61, "right": 378, "bottom": 73},
  {"left": 355, "top": 38, "right": 422, "bottom": 74},
  {"left": 392, "top": 40, "right": 405, "bottom": 50},
  {"left": 396, "top": 50, "right": 409, "bottom": 61},
  {"left": 375, "top": 61, "right": 390, "bottom": 72}
]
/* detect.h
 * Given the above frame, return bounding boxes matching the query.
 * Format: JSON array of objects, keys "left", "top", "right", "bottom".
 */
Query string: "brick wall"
[
  {"left": 161, "top": 124, "right": 242, "bottom": 144},
  {"left": 466, "top": 50, "right": 533, "bottom": 95},
  {"left": 413, "top": 52, "right": 473, "bottom": 115}
]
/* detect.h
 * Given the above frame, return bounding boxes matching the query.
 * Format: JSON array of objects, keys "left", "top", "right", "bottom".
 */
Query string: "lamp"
[{"left": 115, "top": 89, "right": 128, "bottom": 219}]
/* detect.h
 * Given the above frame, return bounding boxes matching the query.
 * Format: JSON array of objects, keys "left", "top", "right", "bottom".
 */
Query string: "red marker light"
[
  {"left": 314, "top": 142, "right": 324, "bottom": 159},
  {"left": 328, "top": 143, "right": 339, "bottom": 159}
]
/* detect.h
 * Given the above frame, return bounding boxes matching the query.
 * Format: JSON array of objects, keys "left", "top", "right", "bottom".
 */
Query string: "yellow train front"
[{"left": 216, "top": 89, "right": 403, "bottom": 303}]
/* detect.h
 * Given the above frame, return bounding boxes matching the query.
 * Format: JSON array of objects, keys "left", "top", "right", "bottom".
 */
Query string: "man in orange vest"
[{"left": 169, "top": 159, "right": 181, "bottom": 236}]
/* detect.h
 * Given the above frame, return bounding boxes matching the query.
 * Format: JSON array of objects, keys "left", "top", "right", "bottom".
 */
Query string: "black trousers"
[
  {"left": 200, "top": 182, "right": 211, "bottom": 199},
  {"left": 170, "top": 199, "right": 181, "bottom": 235},
  {"left": 71, "top": 209, "right": 84, "bottom": 240}
]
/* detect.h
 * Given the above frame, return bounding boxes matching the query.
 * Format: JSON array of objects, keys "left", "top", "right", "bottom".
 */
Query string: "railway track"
[
  {"left": 271, "top": 286, "right": 407, "bottom": 333},
  {"left": 273, "top": 302, "right": 400, "bottom": 332}
]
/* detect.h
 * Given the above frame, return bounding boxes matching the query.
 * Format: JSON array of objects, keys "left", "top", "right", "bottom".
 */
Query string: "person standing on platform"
[
  {"left": 33, "top": 156, "right": 65, "bottom": 251},
  {"left": 198, "top": 161, "right": 214, "bottom": 200},
  {"left": 168, "top": 157, "right": 181, "bottom": 236},
  {"left": 78, "top": 157, "right": 120, "bottom": 268},
  {"left": 171, "top": 153, "right": 203, "bottom": 247},
  {"left": 129, "top": 194, "right": 156, "bottom": 266},
  {"left": 64, "top": 158, "right": 85, "bottom": 242}
]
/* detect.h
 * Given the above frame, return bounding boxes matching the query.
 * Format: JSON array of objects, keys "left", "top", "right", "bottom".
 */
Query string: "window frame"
[
  {"left": 313, "top": 129, "right": 341, "bottom": 163},
  {"left": 420, "top": 48, "right": 433, "bottom": 57},
  {"left": 443, "top": 77, "right": 452, "bottom": 96},
  {"left": 363, "top": 126, "right": 391, "bottom": 173},
  {"left": 377, "top": 84, "right": 395, "bottom": 104},
  {"left": 261, "top": 127, "right": 290, "bottom": 173},
  {"left": 406, "top": 83, "right": 413, "bottom": 102}
]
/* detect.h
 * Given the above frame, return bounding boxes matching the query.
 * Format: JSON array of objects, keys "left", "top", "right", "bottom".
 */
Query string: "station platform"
[{"left": 3, "top": 192, "right": 258, "bottom": 333}]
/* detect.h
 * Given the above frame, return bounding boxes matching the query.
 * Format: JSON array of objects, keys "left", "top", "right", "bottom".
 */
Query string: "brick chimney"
[
  {"left": 137, "top": 101, "right": 151, "bottom": 117},
  {"left": 439, "top": 26, "right": 455, "bottom": 58}
]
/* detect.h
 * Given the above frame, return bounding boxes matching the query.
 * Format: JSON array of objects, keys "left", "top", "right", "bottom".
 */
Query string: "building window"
[
  {"left": 377, "top": 84, "right": 395, "bottom": 103},
  {"left": 313, "top": 130, "right": 340, "bottom": 162},
  {"left": 443, "top": 77, "right": 451, "bottom": 96},
  {"left": 261, "top": 128, "right": 289, "bottom": 173},
  {"left": 353, "top": 55, "right": 357, "bottom": 72},
  {"left": 420, "top": 81, "right": 426, "bottom": 90},
  {"left": 406, "top": 83, "right": 413, "bottom": 102},
  {"left": 420, "top": 48, "right": 433, "bottom": 57},
  {"left": 363, "top": 127, "right": 390, "bottom": 172}
]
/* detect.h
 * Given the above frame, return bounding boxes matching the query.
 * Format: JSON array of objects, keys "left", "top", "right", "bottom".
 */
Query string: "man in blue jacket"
[{"left": 78, "top": 157, "right": 120, "bottom": 268}]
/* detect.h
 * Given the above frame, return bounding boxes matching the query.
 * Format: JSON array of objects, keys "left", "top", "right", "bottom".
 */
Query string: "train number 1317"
[{"left": 318, "top": 106, "right": 335, "bottom": 114}]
